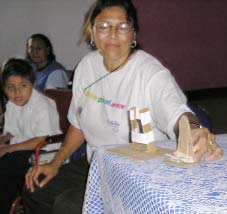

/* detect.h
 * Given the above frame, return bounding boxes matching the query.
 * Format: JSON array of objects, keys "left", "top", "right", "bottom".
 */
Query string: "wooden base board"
[
  {"left": 108, "top": 144, "right": 173, "bottom": 162},
  {"left": 132, "top": 142, "right": 157, "bottom": 153},
  {"left": 164, "top": 157, "right": 199, "bottom": 167}
]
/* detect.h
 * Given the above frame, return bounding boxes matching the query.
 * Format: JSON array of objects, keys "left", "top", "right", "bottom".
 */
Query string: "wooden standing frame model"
[
  {"left": 130, "top": 107, "right": 156, "bottom": 152},
  {"left": 108, "top": 107, "right": 172, "bottom": 161},
  {"left": 165, "top": 114, "right": 198, "bottom": 166},
  {"left": 109, "top": 108, "right": 199, "bottom": 166}
]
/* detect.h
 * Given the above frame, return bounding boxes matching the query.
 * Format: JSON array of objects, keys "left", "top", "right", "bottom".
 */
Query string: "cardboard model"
[
  {"left": 165, "top": 115, "right": 198, "bottom": 166},
  {"left": 108, "top": 108, "right": 200, "bottom": 166},
  {"left": 130, "top": 107, "right": 156, "bottom": 152},
  {"left": 108, "top": 107, "right": 172, "bottom": 161}
]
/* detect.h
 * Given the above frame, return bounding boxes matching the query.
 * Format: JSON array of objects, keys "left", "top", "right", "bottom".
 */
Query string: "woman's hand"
[
  {"left": 25, "top": 162, "right": 59, "bottom": 193},
  {"left": 191, "top": 127, "right": 223, "bottom": 162}
]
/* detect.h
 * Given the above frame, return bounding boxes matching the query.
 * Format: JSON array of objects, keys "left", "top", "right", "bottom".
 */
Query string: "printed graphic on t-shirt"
[
  {"left": 78, "top": 90, "right": 128, "bottom": 134},
  {"left": 85, "top": 90, "right": 126, "bottom": 110},
  {"left": 107, "top": 119, "right": 120, "bottom": 133}
]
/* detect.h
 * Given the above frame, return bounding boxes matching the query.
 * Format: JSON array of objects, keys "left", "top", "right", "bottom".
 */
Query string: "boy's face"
[{"left": 4, "top": 75, "right": 34, "bottom": 106}]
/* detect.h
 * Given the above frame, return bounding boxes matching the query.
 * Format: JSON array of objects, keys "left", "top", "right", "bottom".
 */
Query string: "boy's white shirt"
[{"left": 4, "top": 89, "right": 61, "bottom": 144}]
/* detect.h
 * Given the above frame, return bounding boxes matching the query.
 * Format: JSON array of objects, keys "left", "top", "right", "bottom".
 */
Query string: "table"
[{"left": 83, "top": 134, "right": 227, "bottom": 214}]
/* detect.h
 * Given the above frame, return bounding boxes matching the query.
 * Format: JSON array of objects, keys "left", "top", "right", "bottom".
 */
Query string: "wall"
[
  {"left": 2, "top": 0, "right": 227, "bottom": 89},
  {"left": 134, "top": 0, "right": 227, "bottom": 91},
  {"left": 0, "top": 0, "right": 93, "bottom": 70}
]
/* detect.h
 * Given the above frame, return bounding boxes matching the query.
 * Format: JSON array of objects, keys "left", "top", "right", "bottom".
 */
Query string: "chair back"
[
  {"left": 43, "top": 88, "right": 86, "bottom": 160},
  {"left": 44, "top": 89, "right": 72, "bottom": 133}
]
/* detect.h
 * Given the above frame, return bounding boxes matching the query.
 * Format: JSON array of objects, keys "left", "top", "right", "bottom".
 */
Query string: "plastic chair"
[
  {"left": 10, "top": 196, "right": 23, "bottom": 214},
  {"left": 42, "top": 89, "right": 86, "bottom": 161}
]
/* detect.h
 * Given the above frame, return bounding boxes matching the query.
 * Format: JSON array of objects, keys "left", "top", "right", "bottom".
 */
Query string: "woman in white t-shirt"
[
  {"left": 26, "top": 33, "right": 69, "bottom": 91},
  {"left": 23, "top": 1, "right": 223, "bottom": 214}
]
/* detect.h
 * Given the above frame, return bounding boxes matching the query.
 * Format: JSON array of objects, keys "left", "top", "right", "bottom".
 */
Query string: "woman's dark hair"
[
  {"left": 1, "top": 58, "right": 35, "bottom": 87},
  {"left": 82, "top": 0, "right": 139, "bottom": 43},
  {"left": 26, "top": 33, "right": 56, "bottom": 62}
]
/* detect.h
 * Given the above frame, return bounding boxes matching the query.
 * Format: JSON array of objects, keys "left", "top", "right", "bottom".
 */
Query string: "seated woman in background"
[
  {"left": 0, "top": 58, "right": 61, "bottom": 213},
  {"left": 26, "top": 33, "right": 69, "bottom": 91}
]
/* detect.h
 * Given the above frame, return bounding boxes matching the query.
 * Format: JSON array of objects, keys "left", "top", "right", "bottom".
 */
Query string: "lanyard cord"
[
  {"left": 83, "top": 71, "right": 112, "bottom": 93},
  {"left": 83, "top": 52, "right": 133, "bottom": 93}
]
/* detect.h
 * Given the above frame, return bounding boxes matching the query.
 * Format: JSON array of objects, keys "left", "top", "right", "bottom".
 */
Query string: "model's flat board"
[{"left": 108, "top": 144, "right": 173, "bottom": 161}]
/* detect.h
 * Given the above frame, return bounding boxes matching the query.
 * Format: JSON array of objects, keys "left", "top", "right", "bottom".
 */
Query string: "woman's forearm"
[{"left": 50, "top": 125, "right": 85, "bottom": 169}]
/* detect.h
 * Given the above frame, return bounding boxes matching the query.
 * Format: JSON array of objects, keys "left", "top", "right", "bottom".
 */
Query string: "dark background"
[{"left": 134, "top": 0, "right": 227, "bottom": 133}]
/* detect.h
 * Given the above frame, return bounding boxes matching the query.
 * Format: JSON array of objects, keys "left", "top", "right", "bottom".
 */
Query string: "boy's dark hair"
[{"left": 1, "top": 58, "right": 35, "bottom": 87}]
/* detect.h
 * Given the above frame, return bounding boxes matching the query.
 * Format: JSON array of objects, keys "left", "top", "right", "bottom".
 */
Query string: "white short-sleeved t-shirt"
[
  {"left": 68, "top": 50, "right": 191, "bottom": 162},
  {"left": 4, "top": 89, "right": 61, "bottom": 144}
]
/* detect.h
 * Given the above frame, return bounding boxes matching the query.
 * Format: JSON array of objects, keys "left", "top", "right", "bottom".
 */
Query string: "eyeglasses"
[{"left": 94, "top": 21, "right": 133, "bottom": 35}]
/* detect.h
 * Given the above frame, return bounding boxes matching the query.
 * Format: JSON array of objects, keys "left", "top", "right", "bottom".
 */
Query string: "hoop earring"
[
  {"left": 131, "top": 40, "right": 137, "bottom": 48},
  {"left": 90, "top": 40, "right": 95, "bottom": 47}
]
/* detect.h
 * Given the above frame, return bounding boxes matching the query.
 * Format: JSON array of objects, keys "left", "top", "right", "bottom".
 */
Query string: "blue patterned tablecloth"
[{"left": 83, "top": 134, "right": 227, "bottom": 214}]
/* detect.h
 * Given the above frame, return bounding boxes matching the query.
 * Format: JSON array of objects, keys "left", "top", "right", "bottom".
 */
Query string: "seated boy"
[{"left": 0, "top": 58, "right": 61, "bottom": 214}]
